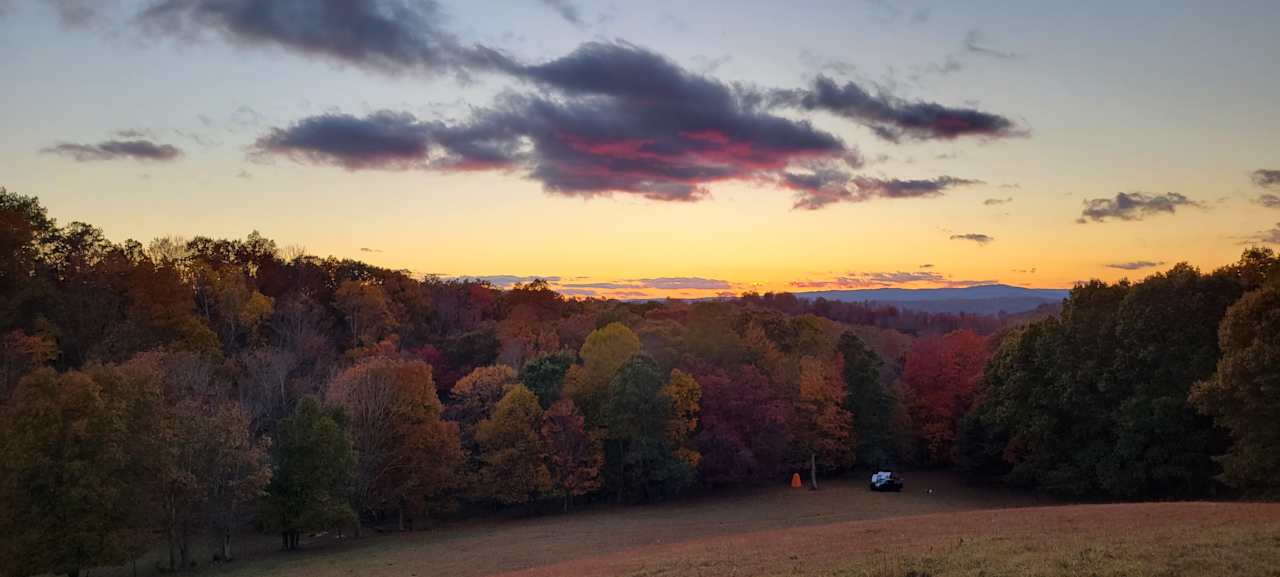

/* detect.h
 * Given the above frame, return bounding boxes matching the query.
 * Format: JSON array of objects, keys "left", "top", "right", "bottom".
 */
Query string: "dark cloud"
[
  {"left": 138, "top": 0, "right": 510, "bottom": 75},
  {"left": 950, "top": 233, "right": 994, "bottom": 245},
  {"left": 1106, "top": 260, "right": 1164, "bottom": 270},
  {"left": 964, "top": 29, "right": 1017, "bottom": 59},
  {"left": 1253, "top": 169, "right": 1280, "bottom": 188},
  {"left": 358, "top": 247, "right": 383, "bottom": 253},
  {"left": 537, "top": 0, "right": 583, "bottom": 26},
  {"left": 772, "top": 75, "right": 1023, "bottom": 142},
  {"left": 983, "top": 197, "right": 1012, "bottom": 206},
  {"left": 784, "top": 172, "right": 981, "bottom": 210},
  {"left": 42, "top": 139, "right": 183, "bottom": 162},
  {"left": 1255, "top": 193, "right": 1280, "bottom": 209},
  {"left": 252, "top": 111, "right": 435, "bottom": 170},
  {"left": 919, "top": 263, "right": 934, "bottom": 268},
  {"left": 1077, "top": 192, "right": 1203, "bottom": 223},
  {"left": 253, "top": 43, "right": 854, "bottom": 202}
]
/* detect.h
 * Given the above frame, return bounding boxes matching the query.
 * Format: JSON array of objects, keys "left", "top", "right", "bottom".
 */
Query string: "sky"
[{"left": 1, "top": 0, "right": 1278, "bottom": 300}]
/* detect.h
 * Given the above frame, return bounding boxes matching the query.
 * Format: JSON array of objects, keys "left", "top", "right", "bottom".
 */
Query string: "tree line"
[{"left": 2, "top": 188, "right": 1278, "bottom": 576}]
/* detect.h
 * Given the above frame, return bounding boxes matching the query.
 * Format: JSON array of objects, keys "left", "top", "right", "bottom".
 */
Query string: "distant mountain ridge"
[{"left": 794, "top": 284, "right": 1069, "bottom": 315}]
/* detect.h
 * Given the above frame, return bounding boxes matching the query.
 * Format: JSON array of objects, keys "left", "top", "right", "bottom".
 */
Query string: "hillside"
[{"left": 795, "top": 284, "right": 1070, "bottom": 314}]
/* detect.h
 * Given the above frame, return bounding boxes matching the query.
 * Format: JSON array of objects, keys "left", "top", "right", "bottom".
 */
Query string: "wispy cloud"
[
  {"left": 771, "top": 75, "right": 1024, "bottom": 142},
  {"left": 1106, "top": 260, "right": 1165, "bottom": 270},
  {"left": 1077, "top": 192, "right": 1202, "bottom": 223},
  {"left": 950, "top": 233, "right": 994, "bottom": 245},
  {"left": 1242, "top": 223, "right": 1280, "bottom": 245},
  {"left": 42, "top": 138, "right": 183, "bottom": 162},
  {"left": 964, "top": 29, "right": 1018, "bottom": 59},
  {"left": 785, "top": 172, "right": 982, "bottom": 210},
  {"left": 537, "top": 0, "right": 584, "bottom": 27},
  {"left": 983, "top": 197, "right": 1012, "bottom": 206},
  {"left": 791, "top": 270, "right": 996, "bottom": 289},
  {"left": 1254, "top": 193, "right": 1280, "bottom": 209}
]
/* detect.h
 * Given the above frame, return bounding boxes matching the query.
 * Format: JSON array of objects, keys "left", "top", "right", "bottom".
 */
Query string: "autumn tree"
[
  {"left": 541, "top": 399, "right": 603, "bottom": 511},
  {"left": 1191, "top": 282, "right": 1280, "bottom": 496},
  {"left": 448, "top": 364, "right": 520, "bottom": 453},
  {"left": 202, "top": 403, "right": 272, "bottom": 561},
  {"left": 901, "top": 330, "right": 989, "bottom": 465},
  {"left": 0, "top": 368, "right": 155, "bottom": 577},
  {"left": 335, "top": 280, "right": 396, "bottom": 349},
  {"left": 568, "top": 322, "right": 640, "bottom": 428},
  {"left": 1, "top": 329, "right": 57, "bottom": 402},
  {"left": 792, "top": 356, "right": 853, "bottom": 488},
  {"left": 474, "top": 385, "right": 553, "bottom": 505},
  {"left": 694, "top": 363, "right": 792, "bottom": 484},
  {"left": 0, "top": 189, "right": 55, "bottom": 334},
  {"left": 660, "top": 369, "right": 701, "bottom": 468},
  {"left": 327, "top": 357, "right": 462, "bottom": 531},
  {"left": 267, "top": 398, "right": 357, "bottom": 550}
]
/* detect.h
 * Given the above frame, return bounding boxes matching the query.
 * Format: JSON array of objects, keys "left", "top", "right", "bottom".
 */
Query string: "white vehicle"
[{"left": 869, "top": 470, "right": 904, "bottom": 492}]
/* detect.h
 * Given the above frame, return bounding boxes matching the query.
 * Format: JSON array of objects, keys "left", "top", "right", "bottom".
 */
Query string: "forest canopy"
[{"left": 2, "top": 188, "right": 1279, "bottom": 577}]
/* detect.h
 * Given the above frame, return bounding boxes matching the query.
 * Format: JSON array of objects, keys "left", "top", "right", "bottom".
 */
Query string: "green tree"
[
  {"left": 474, "top": 385, "right": 552, "bottom": 505},
  {"left": 519, "top": 350, "right": 575, "bottom": 408},
  {"left": 266, "top": 398, "right": 356, "bottom": 550},
  {"left": 605, "top": 355, "right": 692, "bottom": 501},
  {"left": 838, "top": 331, "right": 893, "bottom": 466},
  {"left": 1191, "top": 282, "right": 1280, "bottom": 496}
]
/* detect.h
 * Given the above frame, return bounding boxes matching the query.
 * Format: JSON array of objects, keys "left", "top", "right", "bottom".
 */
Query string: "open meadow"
[{"left": 111, "top": 472, "right": 1279, "bottom": 577}]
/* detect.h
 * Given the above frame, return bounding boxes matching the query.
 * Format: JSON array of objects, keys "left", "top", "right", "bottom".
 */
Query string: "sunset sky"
[{"left": 2, "top": 0, "right": 1278, "bottom": 299}]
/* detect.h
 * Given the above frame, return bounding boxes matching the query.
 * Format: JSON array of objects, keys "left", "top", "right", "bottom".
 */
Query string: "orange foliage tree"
[{"left": 327, "top": 357, "right": 462, "bottom": 531}]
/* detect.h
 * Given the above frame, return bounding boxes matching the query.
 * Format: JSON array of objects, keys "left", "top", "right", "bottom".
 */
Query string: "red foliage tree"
[{"left": 901, "top": 329, "right": 990, "bottom": 465}]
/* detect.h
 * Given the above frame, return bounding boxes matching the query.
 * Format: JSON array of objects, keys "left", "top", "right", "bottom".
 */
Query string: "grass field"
[{"left": 110, "top": 472, "right": 1280, "bottom": 577}]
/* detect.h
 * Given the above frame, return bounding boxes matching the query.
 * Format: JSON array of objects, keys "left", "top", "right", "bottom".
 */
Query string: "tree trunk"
[
  {"left": 809, "top": 452, "right": 818, "bottom": 490},
  {"left": 179, "top": 521, "right": 191, "bottom": 568},
  {"left": 563, "top": 489, "right": 570, "bottom": 513},
  {"left": 398, "top": 504, "right": 406, "bottom": 532},
  {"left": 221, "top": 528, "right": 233, "bottom": 562}
]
